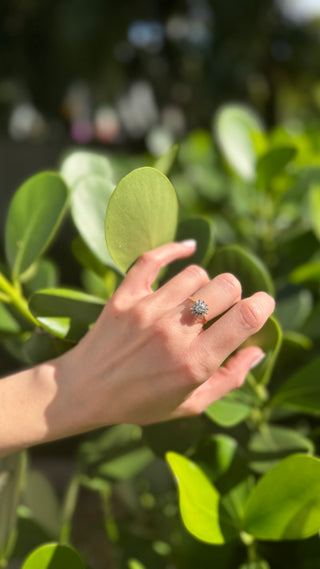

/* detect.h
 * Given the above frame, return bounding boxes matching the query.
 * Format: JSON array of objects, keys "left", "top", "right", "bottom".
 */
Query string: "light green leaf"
[
  {"left": 248, "top": 425, "right": 314, "bottom": 474},
  {"left": 29, "top": 288, "right": 104, "bottom": 341},
  {"left": 60, "top": 149, "right": 113, "bottom": 189},
  {"left": 206, "top": 392, "right": 252, "bottom": 427},
  {"left": 23, "top": 469, "right": 61, "bottom": 537},
  {"left": 270, "top": 356, "right": 320, "bottom": 414},
  {"left": 256, "top": 146, "right": 297, "bottom": 187},
  {"left": 21, "top": 543, "right": 86, "bottom": 569},
  {"left": 5, "top": 173, "right": 68, "bottom": 279},
  {"left": 214, "top": 104, "right": 265, "bottom": 181},
  {"left": 166, "top": 451, "right": 235, "bottom": 544},
  {"left": 70, "top": 175, "right": 118, "bottom": 270},
  {"left": 208, "top": 244, "right": 274, "bottom": 298},
  {"left": 23, "top": 259, "right": 58, "bottom": 295},
  {"left": 105, "top": 167, "right": 178, "bottom": 272},
  {"left": 308, "top": 183, "right": 320, "bottom": 240},
  {"left": 239, "top": 562, "right": 270, "bottom": 569},
  {"left": 154, "top": 143, "right": 179, "bottom": 175},
  {"left": 290, "top": 261, "right": 320, "bottom": 285},
  {"left": 243, "top": 455, "right": 320, "bottom": 540},
  {"left": 0, "top": 452, "right": 26, "bottom": 560}
]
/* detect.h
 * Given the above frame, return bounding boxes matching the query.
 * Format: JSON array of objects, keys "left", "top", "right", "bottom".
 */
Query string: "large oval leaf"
[
  {"left": 70, "top": 175, "right": 118, "bottom": 270},
  {"left": 22, "top": 543, "right": 85, "bottom": 569},
  {"left": 207, "top": 244, "right": 274, "bottom": 298},
  {"left": 270, "top": 356, "right": 320, "bottom": 414},
  {"left": 60, "top": 150, "right": 113, "bottom": 189},
  {"left": 248, "top": 425, "right": 314, "bottom": 474},
  {"left": 166, "top": 451, "right": 236, "bottom": 544},
  {"left": 214, "top": 105, "right": 265, "bottom": 181},
  {"left": 105, "top": 167, "right": 178, "bottom": 272},
  {"left": 243, "top": 455, "right": 320, "bottom": 540},
  {"left": 29, "top": 288, "right": 104, "bottom": 341},
  {"left": 5, "top": 173, "right": 68, "bottom": 279}
]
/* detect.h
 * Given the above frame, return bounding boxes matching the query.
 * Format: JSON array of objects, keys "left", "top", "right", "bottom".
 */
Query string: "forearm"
[{"left": 0, "top": 357, "right": 92, "bottom": 457}]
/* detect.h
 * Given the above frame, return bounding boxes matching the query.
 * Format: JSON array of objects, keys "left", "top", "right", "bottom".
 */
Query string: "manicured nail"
[
  {"left": 249, "top": 351, "right": 266, "bottom": 370},
  {"left": 180, "top": 239, "right": 197, "bottom": 249}
]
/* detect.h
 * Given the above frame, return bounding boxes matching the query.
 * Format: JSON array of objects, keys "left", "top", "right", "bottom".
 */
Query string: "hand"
[{"left": 52, "top": 241, "right": 275, "bottom": 434}]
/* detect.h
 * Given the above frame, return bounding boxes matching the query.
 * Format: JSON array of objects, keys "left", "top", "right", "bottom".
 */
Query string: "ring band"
[{"left": 188, "top": 297, "right": 208, "bottom": 322}]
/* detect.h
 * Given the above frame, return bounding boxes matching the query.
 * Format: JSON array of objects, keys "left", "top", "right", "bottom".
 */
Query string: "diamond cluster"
[{"left": 190, "top": 299, "right": 208, "bottom": 318}]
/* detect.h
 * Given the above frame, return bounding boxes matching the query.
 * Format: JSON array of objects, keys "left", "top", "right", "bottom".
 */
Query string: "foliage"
[{"left": 1, "top": 103, "right": 320, "bottom": 568}]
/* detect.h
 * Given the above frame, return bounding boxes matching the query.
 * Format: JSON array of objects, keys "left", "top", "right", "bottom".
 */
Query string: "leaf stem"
[{"left": 0, "top": 272, "right": 38, "bottom": 326}]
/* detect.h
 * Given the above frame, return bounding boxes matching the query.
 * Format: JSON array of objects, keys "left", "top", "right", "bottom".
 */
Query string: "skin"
[{"left": 0, "top": 241, "right": 275, "bottom": 457}]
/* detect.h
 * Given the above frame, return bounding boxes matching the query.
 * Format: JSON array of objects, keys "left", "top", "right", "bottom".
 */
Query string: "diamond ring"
[{"left": 188, "top": 297, "right": 208, "bottom": 323}]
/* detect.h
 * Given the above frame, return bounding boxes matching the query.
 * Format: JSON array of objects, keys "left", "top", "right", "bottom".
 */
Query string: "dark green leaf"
[
  {"left": 23, "top": 469, "right": 61, "bottom": 537},
  {"left": 256, "top": 146, "right": 297, "bottom": 187},
  {"left": 248, "top": 425, "right": 314, "bottom": 474},
  {"left": 5, "top": 173, "right": 68, "bottom": 279},
  {"left": 270, "top": 356, "right": 320, "bottom": 414},
  {"left": 0, "top": 452, "right": 26, "bottom": 559},
  {"left": 207, "top": 244, "right": 274, "bottom": 298}
]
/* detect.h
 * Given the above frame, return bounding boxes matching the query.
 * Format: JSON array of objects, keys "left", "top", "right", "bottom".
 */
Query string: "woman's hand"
[{"left": 51, "top": 240, "right": 275, "bottom": 436}]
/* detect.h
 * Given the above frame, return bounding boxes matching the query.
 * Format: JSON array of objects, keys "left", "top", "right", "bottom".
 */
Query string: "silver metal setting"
[{"left": 190, "top": 299, "right": 208, "bottom": 319}]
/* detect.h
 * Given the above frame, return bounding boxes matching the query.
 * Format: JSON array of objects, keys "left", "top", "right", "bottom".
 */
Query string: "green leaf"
[
  {"left": 29, "top": 288, "right": 104, "bottom": 341},
  {"left": 0, "top": 302, "right": 21, "bottom": 335},
  {"left": 205, "top": 391, "right": 253, "bottom": 427},
  {"left": 270, "top": 356, "right": 320, "bottom": 414},
  {"left": 242, "top": 316, "right": 282, "bottom": 385},
  {"left": 290, "top": 261, "right": 320, "bottom": 285},
  {"left": 207, "top": 244, "right": 274, "bottom": 298},
  {"left": 70, "top": 175, "right": 118, "bottom": 270},
  {"left": 162, "top": 217, "right": 213, "bottom": 282},
  {"left": 154, "top": 143, "right": 179, "bottom": 175},
  {"left": 214, "top": 104, "right": 265, "bottom": 181},
  {"left": 0, "top": 452, "right": 26, "bottom": 560},
  {"left": 60, "top": 149, "right": 113, "bottom": 189},
  {"left": 256, "top": 146, "right": 297, "bottom": 187},
  {"left": 302, "top": 299, "right": 320, "bottom": 339},
  {"left": 21, "top": 543, "right": 86, "bottom": 569},
  {"left": 275, "top": 288, "right": 312, "bottom": 331},
  {"left": 23, "top": 469, "right": 61, "bottom": 537},
  {"left": 308, "top": 183, "right": 320, "bottom": 240},
  {"left": 239, "top": 562, "right": 270, "bottom": 569},
  {"left": 166, "top": 451, "right": 236, "bottom": 544},
  {"left": 105, "top": 167, "right": 178, "bottom": 272},
  {"left": 243, "top": 455, "right": 320, "bottom": 540},
  {"left": 98, "top": 447, "right": 153, "bottom": 480},
  {"left": 248, "top": 425, "right": 314, "bottom": 474},
  {"left": 23, "top": 259, "right": 59, "bottom": 296},
  {"left": 5, "top": 173, "right": 68, "bottom": 279}
]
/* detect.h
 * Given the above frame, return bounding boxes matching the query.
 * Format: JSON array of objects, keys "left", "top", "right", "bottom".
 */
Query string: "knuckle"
[
  {"left": 238, "top": 299, "right": 264, "bottom": 329},
  {"left": 218, "top": 273, "right": 242, "bottom": 297},
  {"left": 184, "top": 264, "right": 209, "bottom": 285},
  {"left": 108, "top": 293, "right": 126, "bottom": 317}
]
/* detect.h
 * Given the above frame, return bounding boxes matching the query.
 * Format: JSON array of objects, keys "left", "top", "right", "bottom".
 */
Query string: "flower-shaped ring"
[{"left": 188, "top": 297, "right": 208, "bottom": 323}]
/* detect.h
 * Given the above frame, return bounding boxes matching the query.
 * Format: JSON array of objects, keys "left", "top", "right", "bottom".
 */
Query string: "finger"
[
  {"left": 190, "top": 292, "right": 275, "bottom": 380},
  {"left": 173, "top": 346, "right": 265, "bottom": 417},
  {"left": 161, "top": 272, "right": 241, "bottom": 322},
  {"left": 120, "top": 241, "right": 197, "bottom": 299},
  {"left": 151, "top": 263, "right": 210, "bottom": 310}
]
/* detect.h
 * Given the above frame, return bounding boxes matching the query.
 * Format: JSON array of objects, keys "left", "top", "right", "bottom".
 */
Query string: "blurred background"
[{"left": 1, "top": 0, "right": 320, "bottom": 193}]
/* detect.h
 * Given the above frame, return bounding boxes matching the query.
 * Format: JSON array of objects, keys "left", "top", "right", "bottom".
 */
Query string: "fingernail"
[
  {"left": 249, "top": 351, "right": 266, "bottom": 370},
  {"left": 180, "top": 239, "right": 197, "bottom": 249}
]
